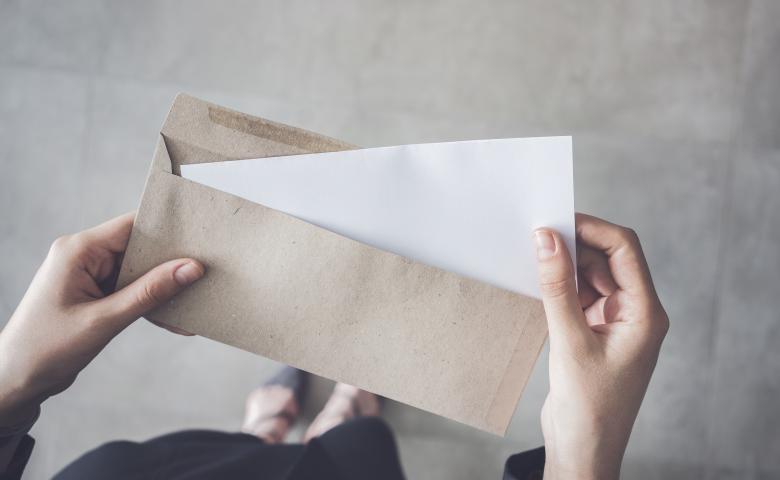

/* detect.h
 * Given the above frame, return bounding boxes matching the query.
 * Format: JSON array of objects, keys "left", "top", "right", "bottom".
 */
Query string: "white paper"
[{"left": 181, "top": 137, "right": 574, "bottom": 298}]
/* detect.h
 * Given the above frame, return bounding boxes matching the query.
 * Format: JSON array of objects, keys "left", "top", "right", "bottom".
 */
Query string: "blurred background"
[{"left": 1, "top": 1, "right": 778, "bottom": 478}]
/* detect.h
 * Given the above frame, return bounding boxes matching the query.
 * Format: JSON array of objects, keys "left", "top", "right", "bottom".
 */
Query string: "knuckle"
[
  {"left": 70, "top": 233, "right": 91, "bottom": 253},
  {"left": 620, "top": 227, "right": 640, "bottom": 245},
  {"left": 49, "top": 235, "right": 72, "bottom": 253},
  {"left": 50, "top": 232, "right": 90, "bottom": 258},
  {"left": 540, "top": 277, "right": 573, "bottom": 299},
  {"left": 137, "top": 282, "right": 164, "bottom": 307},
  {"left": 641, "top": 306, "right": 669, "bottom": 342},
  {"left": 657, "top": 309, "right": 670, "bottom": 337}
]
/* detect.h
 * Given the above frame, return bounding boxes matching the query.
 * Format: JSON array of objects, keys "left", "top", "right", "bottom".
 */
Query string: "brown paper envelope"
[{"left": 117, "top": 94, "right": 547, "bottom": 435}]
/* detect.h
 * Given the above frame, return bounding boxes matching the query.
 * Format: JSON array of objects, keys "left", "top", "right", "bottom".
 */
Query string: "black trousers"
[{"left": 54, "top": 417, "right": 405, "bottom": 480}]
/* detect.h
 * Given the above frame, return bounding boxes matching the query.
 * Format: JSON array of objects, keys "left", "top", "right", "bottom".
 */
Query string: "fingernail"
[
  {"left": 534, "top": 230, "right": 556, "bottom": 260},
  {"left": 174, "top": 261, "right": 204, "bottom": 286}
]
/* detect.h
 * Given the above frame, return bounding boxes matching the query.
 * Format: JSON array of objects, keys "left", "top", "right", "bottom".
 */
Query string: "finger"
[
  {"left": 583, "top": 296, "right": 609, "bottom": 327},
  {"left": 80, "top": 212, "right": 136, "bottom": 254},
  {"left": 576, "top": 278, "right": 600, "bottom": 309},
  {"left": 575, "top": 213, "right": 654, "bottom": 296},
  {"left": 534, "top": 228, "right": 590, "bottom": 343},
  {"left": 48, "top": 213, "right": 136, "bottom": 282},
  {"left": 91, "top": 258, "right": 204, "bottom": 332},
  {"left": 577, "top": 245, "right": 619, "bottom": 297}
]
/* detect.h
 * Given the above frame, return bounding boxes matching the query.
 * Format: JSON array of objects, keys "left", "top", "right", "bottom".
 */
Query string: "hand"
[
  {"left": 0, "top": 213, "right": 204, "bottom": 430},
  {"left": 533, "top": 213, "right": 668, "bottom": 480}
]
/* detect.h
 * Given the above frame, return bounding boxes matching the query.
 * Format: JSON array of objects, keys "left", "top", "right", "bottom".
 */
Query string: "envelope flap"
[{"left": 158, "top": 94, "right": 354, "bottom": 174}]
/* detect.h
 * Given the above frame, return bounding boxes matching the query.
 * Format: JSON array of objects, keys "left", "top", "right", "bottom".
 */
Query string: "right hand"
[
  {"left": 0, "top": 213, "right": 204, "bottom": 431},
  {"left": 533, "top": 213, "right": 669, "bottom": 480}
]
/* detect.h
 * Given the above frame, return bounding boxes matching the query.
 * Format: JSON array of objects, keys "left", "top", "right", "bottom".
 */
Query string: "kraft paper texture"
[{"left": 117, "top": 94, "right": 547, "bottom": 435}]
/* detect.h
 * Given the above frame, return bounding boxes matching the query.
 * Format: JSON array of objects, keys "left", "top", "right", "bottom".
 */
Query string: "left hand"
[{"left": 0, "top": 212, "right": 204, "bottom": 429}]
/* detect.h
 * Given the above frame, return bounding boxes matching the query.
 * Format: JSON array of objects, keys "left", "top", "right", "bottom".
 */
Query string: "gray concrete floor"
[{"left": 1, "top": 1, "right": 778, "bottom": 478}]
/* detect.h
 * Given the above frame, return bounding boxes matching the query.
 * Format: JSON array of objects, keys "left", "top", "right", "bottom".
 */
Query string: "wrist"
[
  {"left": 542, "top": 425, "right": 625, "bottom": 480},
  {"left": 543, "top": 450, "right": 621, "bottom": 480}
]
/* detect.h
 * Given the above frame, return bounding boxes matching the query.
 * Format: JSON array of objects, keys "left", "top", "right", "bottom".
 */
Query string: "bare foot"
[
  {"left": 304, "top": 383, "right": 381, "bottom": 442},
  {"left": 241, "top": 385, "right": 299, "bottom": 444}
]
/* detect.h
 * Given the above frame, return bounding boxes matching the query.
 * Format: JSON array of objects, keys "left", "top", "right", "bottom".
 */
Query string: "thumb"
[
  {"left": 533, "top": 229, "right": 588, "bottom": 343},
  {"left": 95, "top": 259, "right": 204, "bottom": 331}
]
